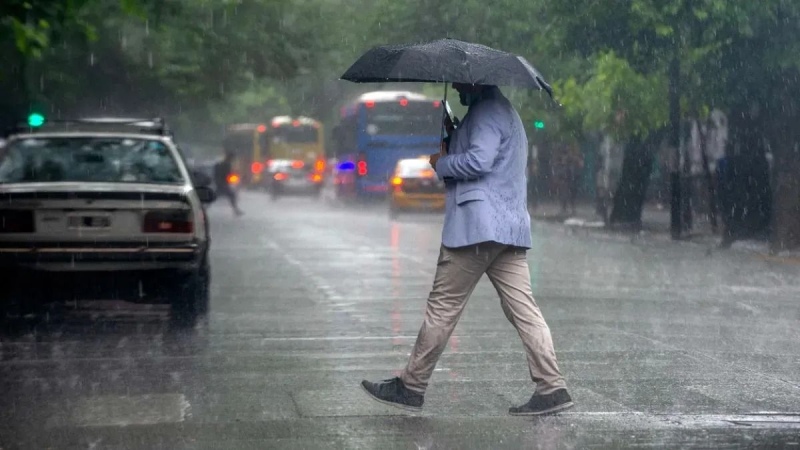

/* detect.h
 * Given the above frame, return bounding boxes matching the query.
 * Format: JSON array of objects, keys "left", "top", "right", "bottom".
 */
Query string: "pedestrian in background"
[{"left": 361, "top": 83, "right": 574, "bottom": 416}]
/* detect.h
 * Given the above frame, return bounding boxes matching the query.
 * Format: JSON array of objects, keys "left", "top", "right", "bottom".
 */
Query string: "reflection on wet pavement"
[{"left": 2, "top": 193, "right": 799, "bottom": 449}]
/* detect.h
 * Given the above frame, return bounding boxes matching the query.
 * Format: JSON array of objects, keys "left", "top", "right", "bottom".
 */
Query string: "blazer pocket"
[{"left": 456, "top": 188, "right": 487, "bottom": 205}]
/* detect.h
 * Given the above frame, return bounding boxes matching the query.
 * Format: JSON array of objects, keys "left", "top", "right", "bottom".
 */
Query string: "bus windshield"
[
  {"left": 270, "top": 126, "right": 318, "bottom": 144},
  {"left": 365, "top": 101, "right": 441, "bottom": 136}
]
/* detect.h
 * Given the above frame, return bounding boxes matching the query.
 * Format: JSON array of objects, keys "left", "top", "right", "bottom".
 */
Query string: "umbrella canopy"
[{"left": 341, "top": 38, "right": 552, "bottom": 96}]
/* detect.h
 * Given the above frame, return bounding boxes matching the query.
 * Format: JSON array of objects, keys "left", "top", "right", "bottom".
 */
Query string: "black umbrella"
[{"left": 341, "top": 38, "right": 552, "bottom": 96}]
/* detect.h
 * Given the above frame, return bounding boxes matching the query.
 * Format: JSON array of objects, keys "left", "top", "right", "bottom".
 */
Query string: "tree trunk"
[
  {"left": 769, "top": 78, "right": 800, "bottom": 252},
  {"left": 771, "top": 154, "right": 800, "bottom": 252},
  {"left": 719, "top": 106, "right": 773, "bottom": 248},
  {"left": 698, "top": 121, "right": 718, "bottom": 233},
  {"left": 668, "top": 55, "right": 682, "bottom": 239},
  {"left": 609, "top": 134, "right": 658, "bottom": 228}
]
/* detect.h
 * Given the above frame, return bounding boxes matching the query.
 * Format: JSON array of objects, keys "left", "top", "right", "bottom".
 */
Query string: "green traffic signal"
[
  {"left": 534, "top": 120, "right": 545, "bottom": 129},
  {"left": 27, "top": 113, "right": 45, "bottom": 127}
]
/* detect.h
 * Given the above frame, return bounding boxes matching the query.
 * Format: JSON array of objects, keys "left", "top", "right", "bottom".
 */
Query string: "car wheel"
[
  {"left": 0, "top": 274, "right": 14, "bottom": 324},
  {"left": 0, "top": 270, "right": 44, "bottom": 325},
  {"left": 170, "top": 262, "right": 210, "bottom": 322}
]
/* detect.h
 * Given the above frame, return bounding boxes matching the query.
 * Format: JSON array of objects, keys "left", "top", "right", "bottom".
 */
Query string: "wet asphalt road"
[{"left": 2, "top": 191, "right": 800, "bottom": 449}]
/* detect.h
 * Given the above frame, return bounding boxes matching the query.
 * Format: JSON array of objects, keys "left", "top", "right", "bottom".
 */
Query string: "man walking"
[{"left": 361, "top": 83, "right": 573, "bottom": 415}]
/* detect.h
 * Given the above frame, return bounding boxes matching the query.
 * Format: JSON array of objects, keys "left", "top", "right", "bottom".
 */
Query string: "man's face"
[{"left": 452, "top": 83, "right": 483, "bottom": 106}]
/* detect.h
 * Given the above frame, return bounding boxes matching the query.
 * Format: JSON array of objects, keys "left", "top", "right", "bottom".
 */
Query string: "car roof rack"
[{"left": 3, "top": 117, "right": 172, "bottom": 138}]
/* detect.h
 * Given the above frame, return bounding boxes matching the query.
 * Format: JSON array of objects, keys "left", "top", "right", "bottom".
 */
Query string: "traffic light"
[
  {"left": 534, "top": 120, "right": 545, "bottom": 130},
  {"left": 27, "top": 113, "right": 45, "bottom": 128}
]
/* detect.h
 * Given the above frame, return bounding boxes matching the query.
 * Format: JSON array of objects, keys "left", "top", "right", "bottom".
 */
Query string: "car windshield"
[{"left": 0, "top": 137, "right": 184, "bottom": 184}]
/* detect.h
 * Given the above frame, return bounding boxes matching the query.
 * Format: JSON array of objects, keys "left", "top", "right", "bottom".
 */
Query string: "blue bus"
[{"left": 330, "top": 91, "right": 442, "bottom": 200}]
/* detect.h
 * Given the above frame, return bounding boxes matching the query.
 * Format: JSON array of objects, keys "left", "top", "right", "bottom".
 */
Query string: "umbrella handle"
[{"left": 440, "top": 84, "right": 449, "bottom": 154}]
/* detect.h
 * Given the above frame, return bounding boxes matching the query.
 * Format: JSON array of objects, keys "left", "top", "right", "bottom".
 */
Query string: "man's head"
[{"left": 452, "top": 83, "right": 492, "bottom": 107}]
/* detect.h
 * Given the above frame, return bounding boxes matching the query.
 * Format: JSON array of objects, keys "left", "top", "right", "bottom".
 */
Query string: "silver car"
[{"left": 0, "top": 123, "right": 216, "bottom": 320}]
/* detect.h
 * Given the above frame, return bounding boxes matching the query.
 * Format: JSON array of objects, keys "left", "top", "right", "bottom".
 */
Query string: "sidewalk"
[{"left": 529, "top": 200, "right": 800, "bottom": 263}]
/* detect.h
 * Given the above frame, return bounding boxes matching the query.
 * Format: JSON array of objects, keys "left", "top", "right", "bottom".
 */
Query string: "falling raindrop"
[
  {"left": 148, "top": 52, "right": 154, "bottom": 68},
  {"left": 40, "top": 75, "right": 44, "bottom": 92},
  {"left": 145, "top": 19, "right": 150, "bottom": 36},
  {"left": 90, "top": 53, "right": 95, "bottom": 66},
  {"left": 220, "top": 82, "right": 225, "bottom": 95}
]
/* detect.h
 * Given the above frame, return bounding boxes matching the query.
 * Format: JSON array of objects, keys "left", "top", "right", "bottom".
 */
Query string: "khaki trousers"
[{"left": 400, "top": 242, "right": 566, "bottom": 395}]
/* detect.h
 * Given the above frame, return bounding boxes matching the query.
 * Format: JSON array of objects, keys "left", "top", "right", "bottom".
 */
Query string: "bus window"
[
  {"left": 364, "top": 102, "right": 440, "bottom": 136},
  {"left": 271, "top": 126, "right": 318, "bottom": 144}
]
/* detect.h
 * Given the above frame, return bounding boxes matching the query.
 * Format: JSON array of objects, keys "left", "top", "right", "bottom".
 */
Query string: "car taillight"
[
  {"left": 227, "top": 173, "right": 241, "bottom": 185},
  {"left": 274, "top": 172, "right": 288, "bottom": 181},
  {"left": 357, "top": 154, "right": 368, "bottom": 176},
  {"left": 310, "top": 173, "right": 323, "bottom": 183},
  {"left": 143, "top": 211, "right": 193, "bottom": 233},
  {"left": 0, "top": 210, "right": 35, "bottom": 233},
  {"left": 314, "top": 159, "right": 326, "bottom": 172},
  {"left": 291, "top": 160, "right": 305, "bottom": 169},
  {"left": 251, "top": 162, "right": 264, "bottom": 174},
  {"left": 391, "top": 176, "right": 403, "bottom": 192}
]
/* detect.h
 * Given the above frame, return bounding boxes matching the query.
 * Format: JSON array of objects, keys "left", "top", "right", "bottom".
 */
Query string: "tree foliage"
[{"left": 2, "top": 0, "right": 800, "bottom": 152}]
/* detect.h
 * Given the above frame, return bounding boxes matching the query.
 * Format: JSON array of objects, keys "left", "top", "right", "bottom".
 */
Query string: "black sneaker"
[
  {"left": 509, "top": 388, "right": 574, "bottom": 416},
  {"left": 360, "top": 377, "right": 424, "bottom": 412}
]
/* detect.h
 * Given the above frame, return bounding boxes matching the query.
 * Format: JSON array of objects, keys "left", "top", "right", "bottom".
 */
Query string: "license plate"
[{"left": 68, "top": 215, "right": 111, "bottom": 229}]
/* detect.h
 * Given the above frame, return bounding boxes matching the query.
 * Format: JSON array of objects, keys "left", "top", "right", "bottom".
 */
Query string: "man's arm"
[{"left": 434, "top": 108, "right": 502, "bottom": 180}]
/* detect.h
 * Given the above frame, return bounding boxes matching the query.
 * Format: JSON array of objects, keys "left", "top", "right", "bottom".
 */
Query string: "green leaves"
[
  {"left": 4, "top": 0, "right": 800, "bottom": 152},
  {"left": 556, "top": 52, "right": 667, "bottom": 140}
]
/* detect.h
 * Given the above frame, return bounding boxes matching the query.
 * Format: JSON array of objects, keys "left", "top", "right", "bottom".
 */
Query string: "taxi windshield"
[{"left": 0, "top": 137, "right": 184, "bottom": 184}]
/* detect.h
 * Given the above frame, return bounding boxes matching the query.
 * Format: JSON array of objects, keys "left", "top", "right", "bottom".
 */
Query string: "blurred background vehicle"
[
  {"left": 330, "top": 91, "right": 442, "bottom": 202},
  {"left": 267, "top": 158, "right": 324, "bottom": 200},
  {"left": 223, "top": 117, "right": 326, "bottom": 191},
  {"left": 223, "top": 123, "right": 269, "bottom": 189},
  {"left": 389, "top": 157, "right": 445, "bottom": 218}
]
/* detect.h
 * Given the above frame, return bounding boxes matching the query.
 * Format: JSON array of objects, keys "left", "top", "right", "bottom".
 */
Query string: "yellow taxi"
[{"left": 389, "top": 158, "right": 446, "bottom": 218}]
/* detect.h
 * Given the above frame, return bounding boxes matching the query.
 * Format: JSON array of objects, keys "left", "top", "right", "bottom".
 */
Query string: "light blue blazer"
[{"left": 435, "top": 87, "right": 532, "bottom": 249}]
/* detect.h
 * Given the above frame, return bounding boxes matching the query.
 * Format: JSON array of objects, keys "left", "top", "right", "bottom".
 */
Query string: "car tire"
[
  {"left": 170, "top": 262, "right": 210, "bottom": 323},
  {"left": 0, "top": 270, "right": 43, "bottom": 325},
  {"left": 0, "top": 275, "right": 13, "bottom": 324}
]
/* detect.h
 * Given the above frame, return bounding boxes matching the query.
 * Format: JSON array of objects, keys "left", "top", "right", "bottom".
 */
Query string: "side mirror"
[
  {"left": 196, "top": 186, "right": 217, "bottom": 204},
  {"left": 191, "top": 170, "right": 212, "bottom": 187}
]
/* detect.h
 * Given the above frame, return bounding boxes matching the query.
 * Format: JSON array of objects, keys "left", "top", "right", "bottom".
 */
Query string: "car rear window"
[
  {"left": 268, "top": 160, "right": 310, "bottom": 173},
  {"left": 397, "top": 159, "right": 435, "bottom": 177},
  {"left": 0, "top": 137, "right": 184, "bottom": 185}
]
